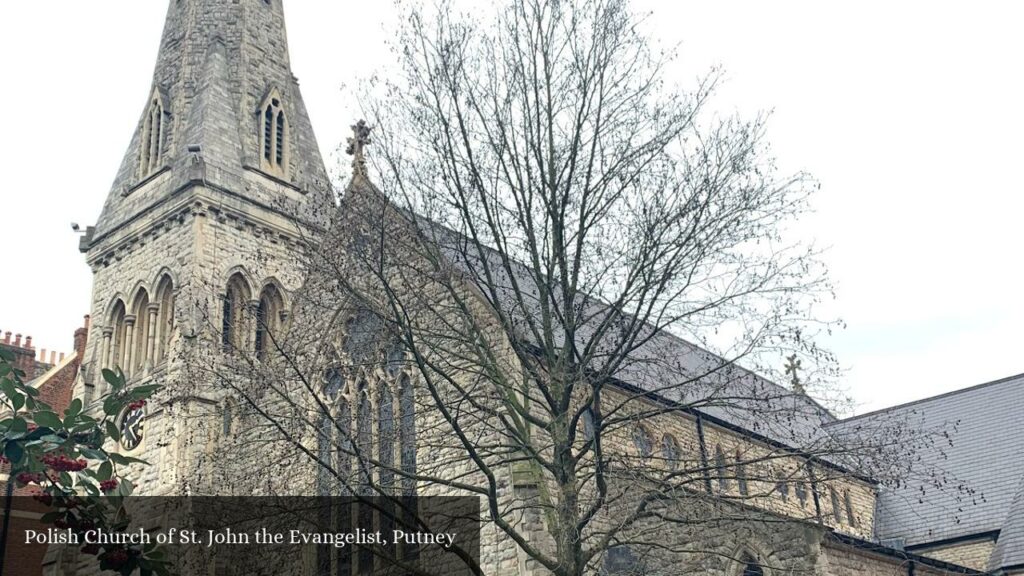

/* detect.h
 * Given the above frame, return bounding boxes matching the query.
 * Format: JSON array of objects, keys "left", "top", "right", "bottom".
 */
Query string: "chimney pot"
[
  {"left": 25, "top": 336, "right": 33, "bottom": 348},
  {"left": 3, "top": 331, "right": 10, "bottom": 344},
  {"left": 50, "top": 351, "right": 56, "bottom": 364},
  {"left": 14, "top": 334, "right": 22, "bottom": 347},
  {"left": 40, "top": 348, "right": 47, "bottom": 361},
  {"left": 59, "top": 353, "right": 65, "bottom": 362}
]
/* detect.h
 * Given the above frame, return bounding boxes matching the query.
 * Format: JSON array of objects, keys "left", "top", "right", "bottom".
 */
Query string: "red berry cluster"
[
  {"left": 81, "top": 543, "right": 101, "bottom": 556},
  {"left": 100, "top": 479, "right": 119, "bottom": 493},
  {"left": 15, "top": 472, "right": 43, "bottom": 485},
  {"left": 127, "top": 399, "right": 146, "bottom": 411},
  {"left": 0, "top": 455, "right": 9, "bottom": 464},
  {"left": 31, "top": 491, "right": 54, "bottom": 506},
  {"left": 41, "top": 453, "right": 88, "bottom": 472}
]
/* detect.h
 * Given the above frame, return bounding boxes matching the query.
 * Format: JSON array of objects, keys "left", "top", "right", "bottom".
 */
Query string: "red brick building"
[{"left": 0, "top": 317, "right": 89, "bottom": 576}]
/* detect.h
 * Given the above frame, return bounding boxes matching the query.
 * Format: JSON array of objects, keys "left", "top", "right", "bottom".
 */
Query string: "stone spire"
[{"left": 90, "top": 0, "right": 333, "bottom": 242}]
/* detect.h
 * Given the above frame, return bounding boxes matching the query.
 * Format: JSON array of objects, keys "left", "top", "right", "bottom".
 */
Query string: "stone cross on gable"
[
  {"left": 346, "top": 120, "right": 372, "bottom": 177},
  {"left": 784, "top": 354, "right": 806, "bottom": 395}
]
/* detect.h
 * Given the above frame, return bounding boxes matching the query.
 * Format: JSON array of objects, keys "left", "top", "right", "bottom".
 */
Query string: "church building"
[{"left": 25, "top": 1, "right": 1022, "bottom": 575}]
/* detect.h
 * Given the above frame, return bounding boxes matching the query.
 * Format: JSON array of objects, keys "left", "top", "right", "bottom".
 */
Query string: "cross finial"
[
  {"left": 346, "top": 120, "right": 372, "bottom": 177},
  {"left": 784, "top": 353, "right": 805, "bottom": 395}
]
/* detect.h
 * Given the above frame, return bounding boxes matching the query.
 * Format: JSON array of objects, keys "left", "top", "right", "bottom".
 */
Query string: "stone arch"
[
  {"left": 129, "top": 288, "right": 152, "bottom": 375},
  {"left": 126, "top": 279, "right": 152, "bottom": 309},
  {"left": 154, "top": 273, "right": 176, "bottom": 364},
  {"left": 106, "top": 298, "right": 128, "bottom": 379},
  {"left": 729, "top": 546, "right": 771, "bottom": 576},
  {"left": 150, "top": 266, "right": 180, "bottom": 289},
  {"left": 254, "top": 281, "right": 285, "bottom": 360},
  {"left": 220, "top": 265, "right": 256, "bottom": 291}
]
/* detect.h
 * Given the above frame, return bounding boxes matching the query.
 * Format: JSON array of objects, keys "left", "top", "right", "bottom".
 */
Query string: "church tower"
[{"left": 77, "top": 0, "right": 333, "bottom": 495}]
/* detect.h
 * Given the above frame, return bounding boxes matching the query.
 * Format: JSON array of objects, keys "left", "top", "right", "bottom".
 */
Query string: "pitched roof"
[
  {"left": 828, "top": 372, "right": 1024, "bottom": 566},
  {"left": 988, "top": 470, "right": 1024, "bottom": 570},
  {"left": 377, "top": 191, "right": 838, "bottom": 449}
]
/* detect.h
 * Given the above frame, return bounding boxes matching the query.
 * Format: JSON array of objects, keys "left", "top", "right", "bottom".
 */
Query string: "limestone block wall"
[
  {"left": 586, "top": 386, "right": 878, "bottom": 542},
  {"left": 821, "top": 541, "right": 968, "bottom": 576},
  {"left": 914, "top": 538, "right": 996, "bottom": 573}
]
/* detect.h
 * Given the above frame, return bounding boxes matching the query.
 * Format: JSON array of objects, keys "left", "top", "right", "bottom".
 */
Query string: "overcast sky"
[{"left": 1, "top": 1, "right": 1021, "bottom": 415}]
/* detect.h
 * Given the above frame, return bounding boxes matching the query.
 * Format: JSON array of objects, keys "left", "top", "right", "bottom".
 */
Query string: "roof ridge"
[{"left": 830, "top": 371, "right": 1024, "bottom": 424}]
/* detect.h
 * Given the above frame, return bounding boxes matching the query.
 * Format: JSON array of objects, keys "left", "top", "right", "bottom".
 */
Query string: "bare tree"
[{"left": 182, "top": 1, "right": 971, "bottom": 575}]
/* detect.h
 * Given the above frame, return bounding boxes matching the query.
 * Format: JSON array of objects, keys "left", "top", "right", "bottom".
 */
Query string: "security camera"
[{"left": 71, "top": 222, "right": 81, "bottom": 232}]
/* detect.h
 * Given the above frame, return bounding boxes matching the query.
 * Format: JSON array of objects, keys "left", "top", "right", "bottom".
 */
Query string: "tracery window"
[
  {"left": 313, "top": 318, "right": 420, "bottom": 570},
  {"left": 260, "top": 93, "right": 287, "bottom": 175}
]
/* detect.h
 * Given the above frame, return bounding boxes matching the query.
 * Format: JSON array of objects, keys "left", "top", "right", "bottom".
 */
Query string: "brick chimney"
[
  {"left": 0, "top": 331, "right": 38, "bottom": 380},
  {"left": 74, "top": 315, "right": 90, "bottom": 359}
]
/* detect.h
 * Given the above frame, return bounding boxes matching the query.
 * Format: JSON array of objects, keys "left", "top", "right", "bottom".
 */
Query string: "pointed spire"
[{"left": 91, "top": 0, "right": 332, "bottom": 240}]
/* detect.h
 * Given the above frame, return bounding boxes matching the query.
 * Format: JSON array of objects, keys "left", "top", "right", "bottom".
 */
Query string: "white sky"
[{"left": 1, "top": 1, "right": 1021, "bottom": 415}]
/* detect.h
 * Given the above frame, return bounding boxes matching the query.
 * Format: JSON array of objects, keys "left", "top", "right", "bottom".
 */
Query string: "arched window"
[
  {"left": 830, "top": 487, "right": 842, "bottom": 524},
  {"left": 844, "top": 489, "right": 857, "bottom": 527},
  {"left": 140, "top": 91, "right": 166, "bottom": 176},
  {"left": 581, "top": 408, "right": 595, "bottom": 442},
  {"left": 398, "top": 374, "right": 417, "bottom": 481},
  {"left": 715, "top": 445, "right": 730, "bottom": 491},
  {"left": 130, "top": 289, "right": 151, "bottom": 375},
  {"left": 661, "top": 434, "right": 680, "bottom": 470},
  {"left": 155, "top": 275, "right": 174, "bottom": 364},
  {"left": 260, "top": 94, "right": 287, "bottom": 175},
  {"left": 736, "top": 449, "right": 749, "bottom": 496},
  {"left": 377, "top": 383, "right": 396, "bottom": 539},
  {"left": 108, "top": 300, "right": 127, "bottom": 373},
  {"left": 398, "top": 373, "right": 418, "bottom": 561},
  {"left": 632, "top": 424, "right": 653, "bottom": 458},
  {"left": 775, "top": 481, "right": 789, "bottom": 501},
  {"left": 255, "top": 284, "right": 283, "bottom": 360},
  {"left": 222, "top": 274, "right": 251, "bottom": 354},
  {"left": 355, "top": 379, "right": 372, "bottom": 489},
  {"left": 794, "top": 482, "right": 808, "bottom": 507},
  {"left": 739, "top": 553, "right": 764, "bottom": 576}
]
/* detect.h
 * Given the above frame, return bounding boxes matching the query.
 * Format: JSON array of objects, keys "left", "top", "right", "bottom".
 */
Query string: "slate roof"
[
  {"left": 827, "top": 373, "right": 1024, "bottom": 569},
  {"left": 412, "top": 207, "right": 837, "bottom": 448}
]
